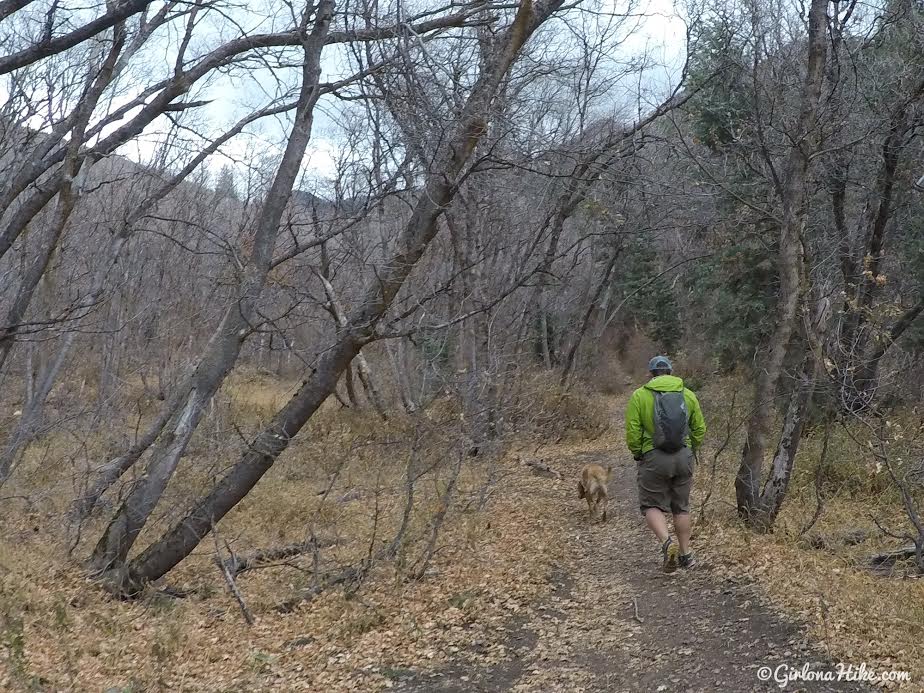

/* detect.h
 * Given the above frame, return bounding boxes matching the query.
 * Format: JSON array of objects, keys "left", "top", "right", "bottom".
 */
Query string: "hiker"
[{"left": 625, "top": 355, "right": 706, "bottom": 573}]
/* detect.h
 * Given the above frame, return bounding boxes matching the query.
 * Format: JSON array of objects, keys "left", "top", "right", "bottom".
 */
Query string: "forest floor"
[
  {"left": 1, "top": 390, "right": 921, "bottom": 691},
  {"left": 392, "top": 446, "right": 882, "bottom": 693}
]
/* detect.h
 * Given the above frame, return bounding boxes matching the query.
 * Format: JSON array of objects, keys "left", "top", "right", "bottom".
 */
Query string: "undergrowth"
[
  {"left": 0, "top": 368, "right": 612, "bottom": 691},
  {"left": 691, "top": 374, "right": 924, "bottom": 688}
]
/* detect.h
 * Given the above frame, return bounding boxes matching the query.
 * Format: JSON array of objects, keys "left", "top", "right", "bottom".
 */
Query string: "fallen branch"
[
  {"left": 520, "top": 457, "right": 564, "bottom": 480},
  {"left": 869, "top": 544, "right": 919, "bottom": 567},
  {"left": 276, "top": 564, "right": 366, "bottom": 613},
  {"left": 631, "top": 597, "right": 643, "bottom": 624},
  {"left": 213, "top": 532, "right": 254, "bottom": 625},
  {"left": 223, "top": 536, "right": 340, "bottom": 577}
]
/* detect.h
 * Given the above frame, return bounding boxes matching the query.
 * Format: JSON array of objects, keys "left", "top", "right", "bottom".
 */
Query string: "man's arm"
[
  {"left": 625, "top": 390, "right": 644, "bottom": 459},
  {"left": 687, "top": 390, "right": 706, "bottom": 451}
]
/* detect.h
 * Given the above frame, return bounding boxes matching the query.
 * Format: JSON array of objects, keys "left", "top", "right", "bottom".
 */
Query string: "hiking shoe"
[
  {"left": 661, "top": 538, "right": 679, "bottom": 573},
  {"left": 679, "top": 552, "right": 697, "bottom": 569}
]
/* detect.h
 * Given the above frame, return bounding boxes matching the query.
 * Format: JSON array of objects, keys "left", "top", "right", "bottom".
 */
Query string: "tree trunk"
[
  {"left": 0, "top": 214, "right": 69, "bottom": 383},
  {"left": 0, "top": 24, "right": 127, "bottom": 376},
  {"left": 0, "top": 9, "right": 162, "bottom": 264},
  {"left": 848, "top": 300, "right": 923, "bottom": 407},
  {"left": 115, "top": 0, "right": 563, "bottom": 594},
  {"left": 560, "top": 246, "right": 621, "bottom": 386},
  {"left": 388, "top": 339, "right": 417, "bottom": 413},
  {"left": 318, "top": 272, "right": 388, "bottom": 419},
  {"left": 71, "top": 376, "right": 189, "bottom": 521},
  {"left": 0, "top": 315, "right": 74, "bottom": 479},
  {"left": 444, "top": 209, "right": 477, "bottom": 374},
  {"left": 835, "top": 77, "right": 924, "bottom": 411},
  {"left": 7, "top": 231, "right": 138, "bottom": 488},
  {"left": 539, "top": 312, "right": 554, "bottom": 369},
  {"left": 736, "top": 0, "right": 830, "bottom": 520},
  {"left": 746, "top": 266, "right": 832, "bottom": 532},
  {"left": 89, "top": 1, "right": 337, "bottom": 575},
  {"left": 70, "top": 100, "right": 316, "bottom": 513},
  {"left": 750, "top": 352, "right": 820, "bottom": 531},
  {"left": 736, "top": 242, "right": 807, "bottom": 518},
  {"left": 343, "top": 364, "right": 360, "bottom": 407},
  {"left": 0, "top": 23, "right": 128, "bottom": 480}
]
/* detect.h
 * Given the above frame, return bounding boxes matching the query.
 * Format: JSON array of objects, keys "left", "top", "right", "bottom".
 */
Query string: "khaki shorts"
[{"left": 637, "top": 447, "right": 694, "bottom": 514}]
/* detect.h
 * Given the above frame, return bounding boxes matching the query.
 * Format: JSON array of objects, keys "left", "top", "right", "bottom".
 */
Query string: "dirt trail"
[{"left": 396, "top": 416, "right": 876, "bottom": 692}]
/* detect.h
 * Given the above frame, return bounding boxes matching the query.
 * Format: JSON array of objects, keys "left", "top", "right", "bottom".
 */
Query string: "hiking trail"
[{"left": 395, "top": 401, "right": 876, "bottom": 693}]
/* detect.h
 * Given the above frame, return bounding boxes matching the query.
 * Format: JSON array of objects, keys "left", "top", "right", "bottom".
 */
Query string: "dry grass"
[
  {"left": 0, "top": 465, "right": 567, "bottom": 691},
  {"left": 698, "top": 518, "right": 924, "bottom": 683},
  {"left": 2, "top": 367, "right": 923, "bottom": 690},
  {"left": 692, "top": 377, "right": 924, "bottom": 688},
  {"left": 0, "top": 369, "right": 615, "bottom": 691}
]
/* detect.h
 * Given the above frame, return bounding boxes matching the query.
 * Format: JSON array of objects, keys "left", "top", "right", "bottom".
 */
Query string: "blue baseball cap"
[{"left": 648, "top": 355, "right": 673, "bottom": 372}]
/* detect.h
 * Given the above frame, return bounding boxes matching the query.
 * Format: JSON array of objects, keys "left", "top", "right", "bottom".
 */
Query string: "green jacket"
[{"left": 625, "top": 375, "right": 706, "bottom": 458}]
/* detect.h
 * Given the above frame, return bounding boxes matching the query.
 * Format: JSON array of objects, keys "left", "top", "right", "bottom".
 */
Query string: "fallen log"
[
  {"left": 869, "top": 544, "right": 921, "bottom": 569},
  {"left": 276, "top": 564, "right": 365, "bottom": 613},
  {"left": 223, "top": 536, "right": 340, "bottom": 576}
]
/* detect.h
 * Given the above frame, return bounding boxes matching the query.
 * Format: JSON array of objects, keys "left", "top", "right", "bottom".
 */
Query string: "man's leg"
[
  {"left": 644, "top": 507, "right": 670, "bottom": 543},
  {"left": 638, "top": 450, "right": 679, "bottom": 572},
  {"left": 638, "top": 453, "right": 671, "bottom": 544},
  {"left": 671, "top": 448, "right": 696, "bottom": 567},
  {"left": 645, "top": 507, "right": 678, "bottom": 572},
  {"left": 673, "top": 512, "right": 691, "bottom": 554}
]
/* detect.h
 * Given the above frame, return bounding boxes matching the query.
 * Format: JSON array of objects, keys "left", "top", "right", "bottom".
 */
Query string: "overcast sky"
[{"left": 23, "top": 0, "right": 688, "bottom": 189}]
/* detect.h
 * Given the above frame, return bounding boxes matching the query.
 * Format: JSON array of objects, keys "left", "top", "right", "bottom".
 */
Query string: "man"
[{"left": 625, "top": 356, "right": 706, "bottom": 573}]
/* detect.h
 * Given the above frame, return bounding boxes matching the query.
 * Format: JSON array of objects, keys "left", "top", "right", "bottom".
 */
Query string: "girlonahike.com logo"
[{"left": 757, "top": 662, "right": 911, "bottom": 688}]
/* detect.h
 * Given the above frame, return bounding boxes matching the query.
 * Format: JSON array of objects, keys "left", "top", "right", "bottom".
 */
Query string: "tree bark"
[
  {"left": 560, "top": 246, "right": 621, "bottom": 386},
  {"left": 539, "top": 312, "right": 554, "bottom": 369},
  {"left": 0, "top": 313, "right": 73, "bottom": 480},
  {"left": 116, "top": 0, "right": 564, "bottom": 594},
  {"left": 750, "top": 352, "right": 820, "bottom": 531},
  {"left": 343, "top": 364, "right": 360, "bottom": 407},
  {"left": 736, "top": 0, "right": 830, "bottom": 520},
  {"left": 0, "top": 0, "right": 34, "bottom": 24},
  {"left": 0, "top": 0, "right": 154, "bottom": 75},
  {"left": 318, "top": 271, "right": 388, "bottom": 419},
  {"left": 0, "top": 19, "right": 127, "bottom": 376},
  {"left": 70, "top": 99, "right": 308, "bottom": 517},
  {"left": 89, "top": 0, "right": 337, "bottom": 575},
  {"left": 0, "top": 6, "right": 484, "bottom": 268},
  {"left": 747, "top": 274, "right": 834, "bottom": 533},
  {"left": 851, "top": 300, "right": 923, "bottom": 400},
  {"left": 0, "top": 23, "right": 127, "bottom": 481},
  {"left": 836, "top": 77, "right": 924, "bottom": 411},
  {"left": 387, "top": 339, "right": 417, "bottom": 413}
]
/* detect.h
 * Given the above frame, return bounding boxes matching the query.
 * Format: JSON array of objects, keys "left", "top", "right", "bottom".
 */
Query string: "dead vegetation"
[
  {"left": 0, "top": 370, "right": 616, "bottom": 691},
  {"left": 693, "top": 376, "right": 924, "bottom": 687},
  {"left": 2, "top": 366, "right": 924, "bottom": 689}
]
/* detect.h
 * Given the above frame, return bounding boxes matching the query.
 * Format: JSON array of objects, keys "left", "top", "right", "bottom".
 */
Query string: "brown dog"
[{"left": 578, "top": 463, "right": 612, "bottom": 522}]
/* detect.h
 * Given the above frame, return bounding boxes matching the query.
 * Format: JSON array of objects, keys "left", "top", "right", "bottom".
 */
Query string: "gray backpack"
[{"left": 651, "top": 390, "right": 688, "bottom": 453}]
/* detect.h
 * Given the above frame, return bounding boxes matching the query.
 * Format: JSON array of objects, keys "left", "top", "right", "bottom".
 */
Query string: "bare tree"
[
  {"left": 101, "top": 0, "right": 568, "bottom": 595},
  {"left": 89, "top": 0, "right": 338, "bottom": 575},
  {"left": 735, "top": 0, "right": 831, "bottom": 520},
  {"left": 0, "top": 0, "right": 157, "bottom": 75}
]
